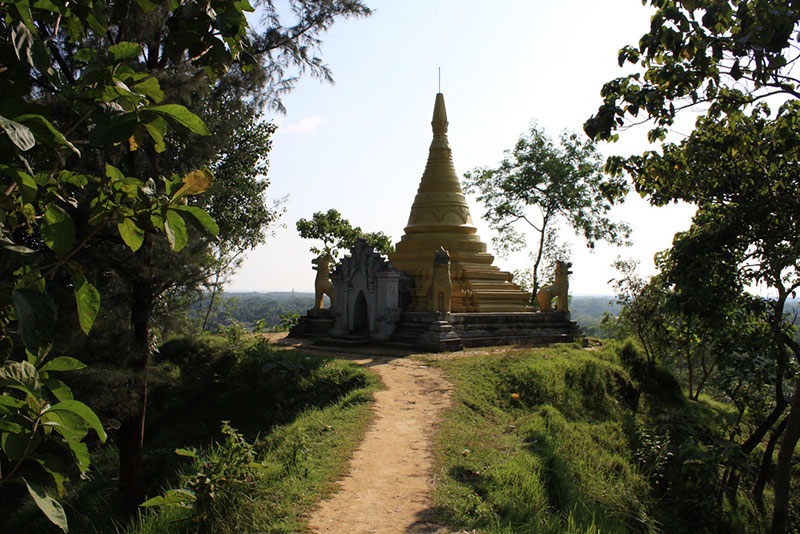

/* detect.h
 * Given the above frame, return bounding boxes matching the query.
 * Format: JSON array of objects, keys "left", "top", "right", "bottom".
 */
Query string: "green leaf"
[
  {"left": 0, "top": 360, "right": 39, "bottom": 396},
  {"left": 174, "top": 447, "right": 199, "bottom": 458},
  {"left": 41, "top": 408, "right": 88, "bottom": 442},
  {"left": 57, "top": 171, "right": 89, "bottom": 187},
  {"left": 24, "top": 478, "right": 69, "bottom": 533},
  {"left": 12, "top": 289, "right": 57, "bottom": 350},
  {"left": 234, "top": 0, "right": 255, "bottom": 12},
  {"left": 73, "top": 48, "right": 97, "bottom": 62},
  {"left": 2, "top": 430, "right": 35, "bottom": 461},
  {"left": 164, "top": 488, "right": 196, "bottom": 504},
  {"left": 134, "top": 0, "right": 162, "bottom": 13},
  {"left": 11, "top": 20, "right": 35, "bottom": 65},
  {"left": 41, "top": 205, "right": 75, "bottom": 257},
  {"left": 140, "top": 488, "right": 196, "bottom": 507},
  {"left": 172, "top": 205, "right": 219, "bottom": 236},
  {"left": 41, "top": 378, "right": 74, "bottom": 402},
  {"left": 0, "top": 419, "right": 27, "bottom": 433},
  {"left": 0, "top": 394, "right": 27, "bottom": 412},
  {"left": 0, "top": 164, "right": 37, "bottom": 204},
  {"left": 0, "top": 114, "right": 35, "bottom": 151},
  {"left": 39, "top": 357, "right": 86, "bottom": 373},
  {"left": 12, "top": 0, "right": 35, "bottom": 31},
  {"left": 60, "top": 433, "right": 90, "bottom": 472},
  {"left": 45, "top": 399, "right": 107, "bottom": 442},
  {"left": 133, "top": 76, "right": 165, "bottom": 103},
  {"left": 164, "top": 209, "right": 188, "bottom": 251},
  {"left": 139, "top": 495, "right": 166, "bottom": 507},
  {"left": 106, "top": 164, "right": 125, "bottom": 182},
  {"left": 19, "top": 170, "right": 38, "bottom": 204},
  {"left": 71, "top": 273, "right": 100, "bottom": 335},
  {"left": 144, "top": 105, "right": 209, "bottom": 135},
  {"left": 35, "top": 454, "right": 70, "bottom": 497},
  {"left": 88, "top": 113, "right": 138, "bottom": 147},
  {"left": 108, "top": 41, "right": 141, "bottom": 63},
  {"left": 143, "top": 121, "right": 166, "bottom": 153},
  {"left": 14, "top": 114, "right": 80, "bottom": 156},
  {"left": 117, "top": 218, "right": 145, "bottom": 252}
]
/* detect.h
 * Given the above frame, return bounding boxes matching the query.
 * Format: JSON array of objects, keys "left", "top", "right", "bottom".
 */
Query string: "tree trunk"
[
  {"left": 686, "top": 352, "right": 694, "bottom": 400},
  {"left": 755, "top": 416, "right": 788, "bottom": 511},
  {"left": 117, "top": 414, "right": 144, "bottom": 512},
  {"left": 201, "top": 268, "right": 221, "bottom": 332},
  {"left": 770, "top": 375, "right": 800, "bottom": 534},
  {"left": 118, "top": 243, "right": 154, "bottom": 512},
  {"left": 530, "top": 216, "right": 550, "bottom": 307}
]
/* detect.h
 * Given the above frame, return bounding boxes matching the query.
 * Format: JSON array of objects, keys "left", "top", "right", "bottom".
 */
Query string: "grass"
[
  {"left": 2, "top": 336, "right": 380, "bottom": 534},
  {"left": 423, "top": 342, "right": 774, "bottom": 534},
  {"left": 4, "top": 336, "right": 791, "bottom": 533}
]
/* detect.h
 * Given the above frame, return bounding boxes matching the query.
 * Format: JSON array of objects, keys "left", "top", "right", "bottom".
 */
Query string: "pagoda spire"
[
  {"left": 389, "top": 92, "right": 531, "bottom": 313},
  {"left": 404, "top": 92, "right": 475, "bottom": 233}
]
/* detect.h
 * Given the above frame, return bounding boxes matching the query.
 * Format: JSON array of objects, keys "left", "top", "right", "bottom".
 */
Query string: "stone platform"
[
  {"left": 392, "top": 311, "right": 581, "bottom": 352},
  {"left": 288, "top": 308, "right": 335, "bottom": 338}
]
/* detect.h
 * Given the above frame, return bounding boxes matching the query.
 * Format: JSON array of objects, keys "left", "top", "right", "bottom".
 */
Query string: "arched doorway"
[{"left": 353, "top": 291, "right": 368, "bottom": 333}]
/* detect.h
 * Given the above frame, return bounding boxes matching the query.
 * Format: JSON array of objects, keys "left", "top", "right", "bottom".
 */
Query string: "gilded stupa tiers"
[{"left": 388, "top": 93, "right": 531, "bottom": 312}]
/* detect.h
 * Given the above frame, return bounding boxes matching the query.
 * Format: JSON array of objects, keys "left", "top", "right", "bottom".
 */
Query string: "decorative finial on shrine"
[
  {"left": 431, "top": 91, "right": 448, "bottom": 135},
  {"left": 438, "top": 67, "right": 441, "bottom": 93}
]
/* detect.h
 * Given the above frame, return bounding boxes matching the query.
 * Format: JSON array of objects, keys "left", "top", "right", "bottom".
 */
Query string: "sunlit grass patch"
[{"left": 428, "top": 344, "right": 655, "bottom": 534}]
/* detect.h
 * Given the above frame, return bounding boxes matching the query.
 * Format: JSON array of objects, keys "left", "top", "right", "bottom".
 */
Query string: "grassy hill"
[{"left": 7, "top": 334, "right": 792, "bottom": 533}]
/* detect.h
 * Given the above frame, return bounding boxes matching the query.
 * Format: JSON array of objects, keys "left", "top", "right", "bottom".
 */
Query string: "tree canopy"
[
  {"left": 296, "top": 208, "right": 393, "bottom": 263},
  {"left": 463, "top": 124, "right": 630, "bottom": 302},
  {"left": 0, "top": 0, "right": 371, "bottom": 526},
  {"left": 585, "top": 2, "right": 800, "bottom": 531}
]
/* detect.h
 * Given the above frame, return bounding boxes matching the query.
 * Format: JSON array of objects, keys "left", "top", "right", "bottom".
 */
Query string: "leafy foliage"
[
  {"left": 0, "top": 346, "right": 107, "bottom": 531},
  {"left": 296, "top": 208, "right": 393, "bottom": 263},
  {"left": 586, "top": 3, "right": 800, "bottom": 531},
  {"left": 584, "top": 0, "right": 800, "bottom": 144},
  {"left": 140, "top": 422, "right": 262, "bottom": 531},
  {"left": 463, "top": 125, "right": 630, "bottom": 301}
]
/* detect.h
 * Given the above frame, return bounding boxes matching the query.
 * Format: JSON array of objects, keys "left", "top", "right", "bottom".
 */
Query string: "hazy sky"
[{"left": 227, "top": 0, "right": 697, "bottom": 295}]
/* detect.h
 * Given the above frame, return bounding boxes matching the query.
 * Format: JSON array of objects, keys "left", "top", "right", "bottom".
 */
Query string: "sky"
[{"left": 227, "top": 0, "right": 698, "bottom": 296}]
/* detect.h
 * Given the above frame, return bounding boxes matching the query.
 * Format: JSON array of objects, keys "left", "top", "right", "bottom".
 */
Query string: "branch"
[{"left": 250, "top": 14, "right": 328, "bottom": 55}]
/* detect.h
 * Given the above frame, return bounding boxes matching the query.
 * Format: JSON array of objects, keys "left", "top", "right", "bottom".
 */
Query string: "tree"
[
  {"left": 607, "top": 259, "right": 670, "bottom": 376},
  {"left": 585, "top": 3, "right": 800, "bottom": 530},
  {"left": 0, "top": 1, "right": 237, "bottom": 526},
  {"left": 463, "top": 125, "right": 630, "bottom": 304},
  {"left": 1, "top": 0, "right": 371, "bottom": 519},
  {"left": 296, "top": 208, "right": 393, "bottom": 263}
]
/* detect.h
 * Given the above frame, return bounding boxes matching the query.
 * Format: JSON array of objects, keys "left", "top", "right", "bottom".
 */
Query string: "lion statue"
[
  {"left": 535, "top": 260, "right": 572, "bottom": 312},
  {"left": 430, "top": 246, "right": 452, "bottom": 314},
  {"left": 312, "top": 254, "right": 334, "bottom": 309}
]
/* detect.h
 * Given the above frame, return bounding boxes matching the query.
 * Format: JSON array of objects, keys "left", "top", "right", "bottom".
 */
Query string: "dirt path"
[{"left": 270, "top": 335, "right": 453, "bottom": 534}]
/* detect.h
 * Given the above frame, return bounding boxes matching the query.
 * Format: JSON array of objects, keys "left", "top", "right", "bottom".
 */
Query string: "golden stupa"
[{"left": 388, "top": 93, "right": 532, "bottom": 313}]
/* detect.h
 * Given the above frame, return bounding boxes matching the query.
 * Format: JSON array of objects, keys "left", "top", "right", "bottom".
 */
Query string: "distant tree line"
[{"left": 190, "top": 292, "right": 317, "bottom": 332}]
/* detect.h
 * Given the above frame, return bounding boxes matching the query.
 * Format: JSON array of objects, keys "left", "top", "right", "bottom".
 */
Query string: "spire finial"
[
  {"left": 431, "top": 92, "right": 448, "bottom": 134},
  {"left": 438, "top": 67, "right": 441, "bottom": 93}
]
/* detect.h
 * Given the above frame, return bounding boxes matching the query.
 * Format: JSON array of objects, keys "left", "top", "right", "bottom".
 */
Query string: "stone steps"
[
  {"left": 391, "top": 311, "right": 581, "bottom": 352},
  {"left": 288, "top": 308, "right": 335, "bottom": 338}
]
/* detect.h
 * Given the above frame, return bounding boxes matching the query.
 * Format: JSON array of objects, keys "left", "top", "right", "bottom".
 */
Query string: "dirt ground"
[{"left": 267, "top": 333, "right": 457, "bottom": 534}]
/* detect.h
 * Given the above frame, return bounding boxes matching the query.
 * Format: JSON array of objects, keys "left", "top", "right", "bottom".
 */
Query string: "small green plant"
[
  {"left": 218, "top": 320, "right": 248, "bottom": 348},
  {"left": 634, "top": 426, "right": 673, "bottom": 484},
  {"left": 140, "top": 422, "right": 262, "bottom": 529},
  {"left": 252, "top": 318, "right": 268, "bottom": 334},
  {"left": 269, "top": 312, "right": 300, "bottom": 332},
  {"left": 0, "top": 346, "right": 107, "bottom": 532}
]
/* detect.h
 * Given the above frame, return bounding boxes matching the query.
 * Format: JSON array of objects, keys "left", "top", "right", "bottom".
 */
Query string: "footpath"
[{"left": 273, "top": 334, "right": 455, "bottom": 534}]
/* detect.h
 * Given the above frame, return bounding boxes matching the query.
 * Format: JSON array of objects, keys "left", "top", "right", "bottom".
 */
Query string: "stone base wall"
[
  {"left": 288, "top": 308, "right": 335, "bottom": 338},
  {"left": 392, "top": 311, "right": 581, "bottom": 352}
]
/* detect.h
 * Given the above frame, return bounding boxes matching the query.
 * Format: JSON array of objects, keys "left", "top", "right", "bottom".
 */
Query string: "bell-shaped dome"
[{"left": 389, "top": 93, "right": 531, "bottom": 313}]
